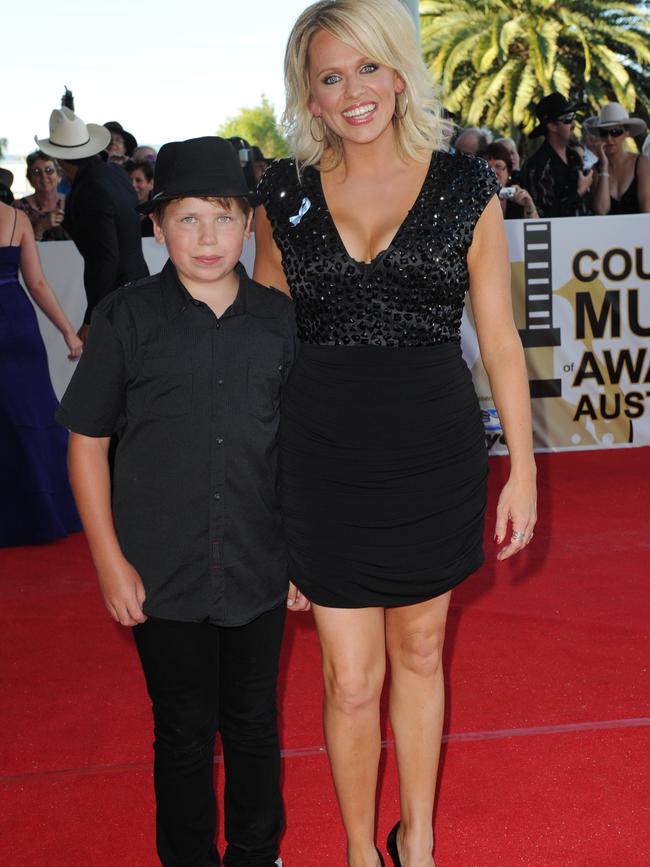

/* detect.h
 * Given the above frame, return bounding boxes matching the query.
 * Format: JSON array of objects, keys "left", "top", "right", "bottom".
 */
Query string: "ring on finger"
[{"left": 511, "top": 530, "right": 525, "bottom": 542}]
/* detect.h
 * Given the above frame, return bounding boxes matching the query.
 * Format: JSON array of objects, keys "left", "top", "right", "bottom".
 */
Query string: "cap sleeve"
[
  {"left": 256, "top": 158, "right": 303, "bottom": 233},
  {"left": 461, "top": 153, "right": 500, "bottom": 229}
]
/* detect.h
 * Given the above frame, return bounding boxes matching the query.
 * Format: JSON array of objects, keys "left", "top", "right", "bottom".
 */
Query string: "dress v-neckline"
[{"left": 313, "top": 153, "right": 435, "bottom": 271}]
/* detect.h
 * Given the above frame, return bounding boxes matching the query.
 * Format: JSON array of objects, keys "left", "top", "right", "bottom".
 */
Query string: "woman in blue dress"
[{"left": 0, "top": 201, "right": 82, "bottom": 545}]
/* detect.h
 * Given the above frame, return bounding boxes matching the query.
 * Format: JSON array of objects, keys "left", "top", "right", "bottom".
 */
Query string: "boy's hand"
[
  {"left": 287, "top": 581, "right": 311, "bottom": 612},
  {"left": 97, "top": 558, "right": 148, "bottom": 626}
]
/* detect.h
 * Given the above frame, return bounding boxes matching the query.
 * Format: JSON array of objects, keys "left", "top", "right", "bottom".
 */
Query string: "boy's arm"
[{"left": 68, "top": 432, "right": 147, "bottom": 626}]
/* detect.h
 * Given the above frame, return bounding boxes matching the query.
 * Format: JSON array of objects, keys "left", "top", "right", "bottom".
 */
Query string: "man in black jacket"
[
  {"left": 520, "top": 93, "right": 593, "bottom": 218},
  {"left": 36, "top": 108, "right": 149, "bottom": 339}
]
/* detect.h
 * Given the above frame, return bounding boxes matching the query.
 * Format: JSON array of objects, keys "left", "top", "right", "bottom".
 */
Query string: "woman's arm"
[
  {"left": 16, "top": 210, "right": 82, "bottom": 358},
  {"left": 590, "top": 143, "right": 611, "bottom": 215},
  {"left": 252, "top": 204, "right": 291, "bottom": 295},
  {"left": 511, "top": 186, "right": 539, "bottom": 219},
  {"left": 252, "top": 204, "right": 311, "bottom": 610},
  {"left": 68, "top": 432, "right": 147, "bottom": 626},
  {"left": 467, "top": 196, "right": 537, "bottom": 560},
  {"left": 636, "top": 154, "right": 650, "bottom": 213}
]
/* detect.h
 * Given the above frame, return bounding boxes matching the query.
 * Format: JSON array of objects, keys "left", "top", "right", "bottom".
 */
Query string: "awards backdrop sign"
[
  {"left": 462, "top": 215, "right": 650, "bottom": 453},
  {"left": 31, "top": 217, "right": 649, "bottom": 452}
]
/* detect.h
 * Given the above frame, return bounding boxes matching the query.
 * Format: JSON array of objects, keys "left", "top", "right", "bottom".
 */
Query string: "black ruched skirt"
[{"left": 280, "top": 343, "right": 488, "bottom": 607}]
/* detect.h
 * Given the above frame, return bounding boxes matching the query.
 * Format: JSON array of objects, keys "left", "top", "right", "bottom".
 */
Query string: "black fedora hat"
[
  {"left": 137, "top": 136, "right": 257, "bottom": 214},
  {"left": 104, "top": 120, "right": 138, "bottom": 156},
  {"left": 530, "top": 92, "right": 587, "bottom": 137}
]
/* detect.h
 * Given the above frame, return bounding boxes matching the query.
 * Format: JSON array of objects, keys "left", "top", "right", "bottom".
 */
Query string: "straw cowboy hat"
[
  {"left": 590, "top": 103, "right": 647, "bottom": 137},
  {"left": 35, "top": 107, "right": 111, "bottom": 160}
]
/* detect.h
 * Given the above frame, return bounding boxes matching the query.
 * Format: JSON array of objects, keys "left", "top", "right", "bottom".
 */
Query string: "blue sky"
[{"left": 3, "top": 0, "right": 309, "bottom": 156}]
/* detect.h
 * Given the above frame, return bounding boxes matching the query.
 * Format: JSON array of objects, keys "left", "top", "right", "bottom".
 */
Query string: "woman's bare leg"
[
  {"left": 385, "top": 591, "right": 452, "bottom": 867},
  {"left": 311, "top": 604, "right": 387, "bottom": 867}
]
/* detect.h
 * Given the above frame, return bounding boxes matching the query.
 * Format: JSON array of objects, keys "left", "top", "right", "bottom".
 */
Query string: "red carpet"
[{"left": 1, "top": 448, "right": 649, "bottom": 866}]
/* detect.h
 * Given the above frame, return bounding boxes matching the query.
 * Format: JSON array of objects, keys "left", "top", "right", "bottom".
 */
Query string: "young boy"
[{"left": 56, "top": 137, "right": 297, "bottom": 867}]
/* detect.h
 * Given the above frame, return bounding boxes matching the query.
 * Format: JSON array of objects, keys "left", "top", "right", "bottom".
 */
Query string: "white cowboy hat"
[
  {"left": 591, "top": 103, "right": 647, "bottom": 137},
  {"left": 35, "top": 107, "right": 111, "bottom": 160}
]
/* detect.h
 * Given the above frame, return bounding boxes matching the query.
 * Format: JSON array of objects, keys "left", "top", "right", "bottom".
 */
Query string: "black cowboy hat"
[
  {"left": 103, "top": 120, "right": 138, "bottom": 156},
  {"left": 137, "top": 136, "right": 258, "bottom": 214},
  {"left": 530, "top": 92, "right": 587, "bottom": 138}
]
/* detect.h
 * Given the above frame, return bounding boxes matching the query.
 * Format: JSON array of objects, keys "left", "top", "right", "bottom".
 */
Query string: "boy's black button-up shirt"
[{"left": 57, "top": 260, "right": 297, "bottom": 627}]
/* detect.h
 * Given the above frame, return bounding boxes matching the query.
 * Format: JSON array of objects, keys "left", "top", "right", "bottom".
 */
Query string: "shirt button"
[
  {"left": 213, "top": 492, "right": 221, "bottom": 500},
  {"left": 215, "top": 321, "right": 221, "bottom": 329},
  {"left": 216, "top": 437, "right": 223, "bottom": 444},
  {"left": 192, "top": 299, "right": 201, "bottom": 306},
  {"left": 217, "top": 379, "right": 223, "bottom": 386}
]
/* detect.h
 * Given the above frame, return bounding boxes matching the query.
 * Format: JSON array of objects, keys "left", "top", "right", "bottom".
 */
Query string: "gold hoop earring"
[
  {"left": 394, "top": 93, "right": 409, "bottom": 121},
  {"left": 310, "top": 115, "right": 326, "bottom": 143}
]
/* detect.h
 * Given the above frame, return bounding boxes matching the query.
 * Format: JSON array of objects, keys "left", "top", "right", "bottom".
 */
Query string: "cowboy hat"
[
  {"left": 104, "top": 121, "right": 138, "bottom": 156},
  {"left": 530, "top": 92, "right": 586, "bottom": 138},
  {"left": 590, "top": 103, "right": 647, "bottom": 137},
  {"left": 35, "top": 107, "right": 111, "bottom": 160},
  {"left": 137, "top": 136, "right": 258, "bottom": 214}
]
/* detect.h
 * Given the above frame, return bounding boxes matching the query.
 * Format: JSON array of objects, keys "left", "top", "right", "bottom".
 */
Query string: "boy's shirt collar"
[
  {"left": 160, "top": 258, "right": 247, "bottom": 321},
  {"left": 160, "top": 258, "right": 283, "bottom": 321}
]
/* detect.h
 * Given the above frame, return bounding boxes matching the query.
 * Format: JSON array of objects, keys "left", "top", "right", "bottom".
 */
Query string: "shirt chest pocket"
[
  {"left": 247, "top": 357, "right": 283, "bottom": 422},
  {"left": 132, "top": 357, "right": 193, "bottom": 418}
]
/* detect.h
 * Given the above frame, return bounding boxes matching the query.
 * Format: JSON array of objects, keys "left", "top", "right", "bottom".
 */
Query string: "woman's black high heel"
[{"left": 386, "top": 822, "right": 402, "bottom": 867}]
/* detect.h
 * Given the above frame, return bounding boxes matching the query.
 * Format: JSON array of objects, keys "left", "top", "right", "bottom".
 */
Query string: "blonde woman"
[
  {"left": 254, "top": 1, "right": 537, "bottom": 864},
  {"left": 590, "top": 103, "right": 650, "bottom": 215}
]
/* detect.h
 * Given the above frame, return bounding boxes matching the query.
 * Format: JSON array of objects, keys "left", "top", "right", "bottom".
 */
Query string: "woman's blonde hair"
[{"left": 283, "top": 0, "right": 451, "bottom": 172}]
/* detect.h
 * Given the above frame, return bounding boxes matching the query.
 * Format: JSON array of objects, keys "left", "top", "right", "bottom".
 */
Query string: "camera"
[
  {"left": 582, "top": 149, "right": 599, "bottom": 172},
  {"left": 498, "top": 186, "right": 516, "bottom": 200}
]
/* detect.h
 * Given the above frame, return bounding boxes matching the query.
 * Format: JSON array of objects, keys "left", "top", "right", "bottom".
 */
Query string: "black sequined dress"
[{"left": 258, "top": 152, "right": 499, "bottom": 607}]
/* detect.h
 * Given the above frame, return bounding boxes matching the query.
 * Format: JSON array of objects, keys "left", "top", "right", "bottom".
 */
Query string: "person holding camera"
[
  {"left": 484, "top": 142, "right": 539, "bottom": 219},
  {"left": 14, "top": 151, "right": 68, "bottom": 241}
]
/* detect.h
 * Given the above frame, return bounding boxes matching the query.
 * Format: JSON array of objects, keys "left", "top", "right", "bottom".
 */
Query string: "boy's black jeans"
[{"left": 133, "top": 605, "right": 286, "bottom": 867}]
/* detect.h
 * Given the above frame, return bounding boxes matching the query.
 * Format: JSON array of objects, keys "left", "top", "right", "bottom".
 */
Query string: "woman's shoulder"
[
  {"left": 257, "top": 158, "right": 299, "bottom": 201},
  {"left": 432, "top": 150, "right": 499, "bottom": 197},
  {"left": 257, "top": 157, "right": 309, "bottom": 227}
]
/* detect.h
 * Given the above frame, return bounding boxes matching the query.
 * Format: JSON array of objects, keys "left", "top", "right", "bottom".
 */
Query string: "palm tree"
[{"left": 420, "top": 0, "right": 650, "bottom": 141}]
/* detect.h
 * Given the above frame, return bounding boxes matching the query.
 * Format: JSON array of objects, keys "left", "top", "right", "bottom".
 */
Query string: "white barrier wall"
[
  {"left": 26, "top": 238, "right": 255, "bottom": 401},
  {"left": 30, "top": 218, "right": 650, "bottom": 452}
]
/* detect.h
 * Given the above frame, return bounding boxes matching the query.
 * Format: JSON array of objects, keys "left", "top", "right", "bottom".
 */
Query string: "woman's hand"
[
  {"left": 287, "top": 581, "right": 311, "bottom": 612},
  {"left": 64, "top": 330, "right": 83, "bottom": 359},
  {"left": 35, "top": 210, "right": 64, "bottom": 240},
  {"left": 494, "top": 472, "right": 537, "bottom": 561},
  {"left": 511, "top": 186, "right": 538, "bottom": 218}
]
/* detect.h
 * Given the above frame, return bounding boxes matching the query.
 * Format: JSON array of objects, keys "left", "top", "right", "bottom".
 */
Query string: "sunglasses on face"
[
  {"left": 554, "top": 114, "right": 576, "bottom": 125},
  {"left": 597, "top": 127, "right": 626, "bottom": 139},
  {"left": 31, "top": 167, "right": 57, "bottom": 176}
]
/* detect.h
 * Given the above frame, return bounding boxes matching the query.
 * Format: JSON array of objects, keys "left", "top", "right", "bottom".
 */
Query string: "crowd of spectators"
[
  {"left": 451, "top": 93, "right": 650, "bottom": 218},
  {"left": 4, "top": 118, "right": 270, "bottom": 244}
]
